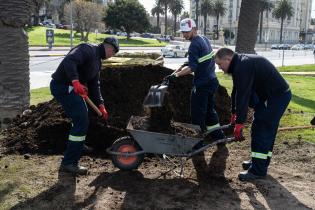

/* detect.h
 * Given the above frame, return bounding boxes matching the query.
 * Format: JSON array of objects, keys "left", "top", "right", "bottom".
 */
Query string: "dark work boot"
[
  {"left": 242, "top": 160, "right": 252, "bottom": 170},
  {"left": 59, "top": 164, "right": 88, "bottom": 175},
  {"left": 238, "top": 171, "right": 265, "bottom": 182}
]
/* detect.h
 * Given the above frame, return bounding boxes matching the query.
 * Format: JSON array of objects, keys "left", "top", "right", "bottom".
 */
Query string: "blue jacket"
[
  {"left": 229, "top": 54, "right": 290, "bottom": 124},
  {"left": 52, "top": 43, "right": 105, "bottom": 105},
  {"left": 188, "top": 35, "right": 216, "bottom": 87}
]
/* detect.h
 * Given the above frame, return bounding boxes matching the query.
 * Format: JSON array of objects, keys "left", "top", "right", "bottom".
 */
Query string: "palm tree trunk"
[
  {"left": 195, "top": 0, "right": 199, "bottom": 28},
  {"left": 173, "top": 14, "right": 177, "bottom": 35},
  {"left": 0, "top": 0, "right": 32, "bottom": 129},
  {"left": 259, "top": 11, "right": 263, "bottom": 43},
  {"left": 164, "top": 4, "right": 167, "bottom": 35},
  {"left": 235, "top": 0, "right": 260, "bottom": 53},
  {"left": 157, "top": 14, "right": 160, "bottom": 33},
  {"left": 216, "top": 15, "right": 219, "bottom": 39},
  {"left": 280, "top": 17, "right": 284, "bottom": 43},
  {"left": 204, "top": 15, "right": 207, "bottom": 35}
]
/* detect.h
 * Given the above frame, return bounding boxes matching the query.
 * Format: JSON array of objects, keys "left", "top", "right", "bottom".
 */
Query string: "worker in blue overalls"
[
  {"left": 50, "top": 37, "right": 119, "bottom": 175},
  {"left": 215, "top": 48, "right": 291, "bottom": 181},
  {"left": 165, "top": 18, "right": 225, "bottom": 145}
]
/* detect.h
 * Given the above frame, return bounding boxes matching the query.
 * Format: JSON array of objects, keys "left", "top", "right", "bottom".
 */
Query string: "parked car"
[
  {"left": 278, "top": 44, "right": 291, "bottom": 50},
  {"left": 161, "top": 44, "right": 188, "bottom": 58},
  {"left": 271, "top": 44, "right": 280, "bottom": 49},
  {"left": 291, "top": 44, "right": 304, "bottom": 50},
  {"left": 140, "top": 33, "right": 154, "bottom": 38},
  {"left": 157, "top": 35, "right": 174, "bottom": 42},
  {"left": 116, "top": 31, "right": 127, "bottom": 36}
]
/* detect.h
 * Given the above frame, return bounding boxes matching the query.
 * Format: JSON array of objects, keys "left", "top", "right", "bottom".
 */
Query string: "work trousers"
[
  {"left": 50, "top": 79, "right": 89, "bottom": 166},
  {"left": 249, "top": 90, "right": 291, "bottom": 176},
  {"left": 190, "top": 78, "right": 225, "bottom": 140}
]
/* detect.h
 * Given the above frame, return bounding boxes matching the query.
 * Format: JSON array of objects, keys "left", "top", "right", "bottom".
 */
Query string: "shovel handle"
[{"left": 85, "top": 97, "right": 103, "bottom": 117}]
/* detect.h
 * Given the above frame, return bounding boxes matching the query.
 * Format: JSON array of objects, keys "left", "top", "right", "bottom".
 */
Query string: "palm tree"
[
  {"left": 272, "top": 0, "right": 294, "bottom": 43},
  {"left": 235, "top": 0, "right": 261, "bottom": 53},
  {"left": 160, "top": 0, "right": 169, "bottom": 35},
  {"left": 194, "top": 0, "right": 200, "bottom": 28},
  {"left": 200, "top": 0, "right": 213, "bottom": 36},
  {"left": 258, "top": 0, "right": 274, "bottom": 43},
  {"left": 212, "top": 0, "right": 227, "bottom": 39},
  {"left": 169, "top": 0, "right": 184, "bottom": 35},
  {"left": 151, "top": 0, "right": 164, "bottom": 33},
  {"left": 0, "top": 0, "right": 32, "bottom": 128}
]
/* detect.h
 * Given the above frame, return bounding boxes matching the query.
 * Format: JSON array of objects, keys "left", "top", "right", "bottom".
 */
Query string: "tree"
[
  {"left": 258, "top": 0, "right": 274, "bottom": 43},
  {"left": 180, "top": 11, "right": 190, "bottom": 20},
  {"left": 194, "top": 0, "right": 200, "bottom": 28},
  {"left": 64, "top": 0, "right": 103, "bottom": 41},
  {"left": 212, "top": 0, "right": 227, "bottom": 39},
  {"left": 169, "top": 0, "right": 184, "bottom": 35},
  {"left": 200, "top": 0, "right": 213, "bottom": 36},
  {"left": 272, "top": 0, "right": 294, "bottom": 43},
  {"left": 0, "top": 0, "right": 33, "bottom": 128},
  {"left": 235, "top": 0, "right": 260, "bottom": 53},
  {"left": 151, "top": 0, "right": 164, "bottom": 33},
  {"left": 160, "top": 0, "right": 169, "bottom": 35},
  {"left": 32, "top": 0, "right": 50, "bottom": 25},
  {"left": 104, "top": 0, "right": 150, "bottom": 39}
]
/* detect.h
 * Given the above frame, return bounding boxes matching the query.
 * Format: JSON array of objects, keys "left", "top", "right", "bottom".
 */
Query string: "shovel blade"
[{"left": 143, "top": 85, "right": 168, "bottom": 107}]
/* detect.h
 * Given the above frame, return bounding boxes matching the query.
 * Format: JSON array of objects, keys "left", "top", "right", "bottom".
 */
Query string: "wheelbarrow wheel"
[{"left": 111, "top": 136, "right": 144, "bottom": 171}]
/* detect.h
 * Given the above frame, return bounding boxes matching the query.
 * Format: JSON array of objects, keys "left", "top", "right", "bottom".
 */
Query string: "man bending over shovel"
[{"left": 50, "top": 37, "right": 119, "bottom": 175}]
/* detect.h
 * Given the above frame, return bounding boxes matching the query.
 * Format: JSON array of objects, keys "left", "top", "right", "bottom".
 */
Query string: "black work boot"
[
  {"left": 242, "top": 160, "right": 252, "bottom": 170},
  {"left": 59, "top": 164, "right": 88, "bottom": 175},
  {"left": 238, "top": 171, "right": 265, "bottom": 182}
]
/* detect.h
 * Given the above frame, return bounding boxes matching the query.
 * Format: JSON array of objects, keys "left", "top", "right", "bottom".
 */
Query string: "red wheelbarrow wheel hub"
[{"left": 117, "top": 145, "right": 137, "bottom": 165}]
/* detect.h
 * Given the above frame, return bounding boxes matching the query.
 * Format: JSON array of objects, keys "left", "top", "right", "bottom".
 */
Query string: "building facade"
[{"left": 190, "top": 0, "right": 313, "bottom": 44}]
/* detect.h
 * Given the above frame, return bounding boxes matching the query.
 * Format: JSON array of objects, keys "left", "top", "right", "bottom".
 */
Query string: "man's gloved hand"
[
  {"left": 99, "top": 104, "right": 109, "bottom": 121},
  {"left": 164, "top": 74, "right": 177, "bottom": 83},
  {"left": 230, "top": 114, "right": 237, "bottom": 125},
  {"left": 234, "top": 124, "right": 245, "bottom": 141},
  {"left": 72, "top": 80, "right": 88, "bottom": 98}
]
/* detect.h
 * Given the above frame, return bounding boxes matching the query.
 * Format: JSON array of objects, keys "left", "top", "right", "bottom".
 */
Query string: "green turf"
[
  {"left": 277, "top": 64, "right": 315, "bottom": 72},
  {"left": 26, "top": 26, "right": 167, "bottom": 47}
]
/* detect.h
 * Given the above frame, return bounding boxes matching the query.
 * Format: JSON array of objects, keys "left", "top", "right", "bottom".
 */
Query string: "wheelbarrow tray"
[{"left": 127, "top": 116, "right": 202, "bottom": 155}]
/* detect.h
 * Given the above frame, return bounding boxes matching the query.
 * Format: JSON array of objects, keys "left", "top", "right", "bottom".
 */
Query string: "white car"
[{"left": 161, "top": 45, "right": 188, "bottom": 58}]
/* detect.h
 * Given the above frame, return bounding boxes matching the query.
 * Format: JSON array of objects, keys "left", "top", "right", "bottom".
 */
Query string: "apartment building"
[{"left": 190, "top": 0, "right": 313, "bottom": 44}]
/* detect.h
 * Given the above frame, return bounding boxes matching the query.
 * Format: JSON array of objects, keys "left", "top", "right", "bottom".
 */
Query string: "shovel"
[{"left": 143, "top": 78, "right": 170, "bottom": 107}]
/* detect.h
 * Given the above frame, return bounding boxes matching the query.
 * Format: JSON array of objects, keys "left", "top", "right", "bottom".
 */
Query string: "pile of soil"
[{"left": 0, "top": 65, "right": 231, "bottom": 154}]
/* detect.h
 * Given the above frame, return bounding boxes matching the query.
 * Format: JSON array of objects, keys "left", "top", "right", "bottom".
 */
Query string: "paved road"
[{"left": 29, "top": 47, "right": 315, "bottom": 89}]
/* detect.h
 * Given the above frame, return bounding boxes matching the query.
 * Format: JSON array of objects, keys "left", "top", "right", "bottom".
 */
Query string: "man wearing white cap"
[{"left": 165, "top": 18, "right": 225, "bottom": 146}]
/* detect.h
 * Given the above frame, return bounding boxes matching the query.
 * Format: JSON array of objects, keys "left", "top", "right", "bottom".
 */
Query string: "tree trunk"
[
  {"left": 203, "top": 15, "right": 207, "bottom": 35},
  {"left": 235, "top": 0, "right": 260, "bottom": 53},
  {"left": 280, "top": 17, "right": 284, "bottom": 43},
  {"left": 173, "top": 14, "right": 177, "bottom": 36},
  {"left": 157, "top": 13, "right": 160, "bottom": 33},
  {"left": 216, "top": 15, "right": 219, "bottom": 39},
  {"left": 195, "top": 0, "right": 199, "bottom": 28},
  {"left": 164, "top": 4, "right": 167, "bottom": 35},
  {"left": 259, "top": 11, "right": 263, "bottom": 43},
  {"left": 0, "top": 0, "right": 32, "bottom": 129}
]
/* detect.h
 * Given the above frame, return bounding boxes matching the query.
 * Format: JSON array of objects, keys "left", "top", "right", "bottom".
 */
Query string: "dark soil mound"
[{"left": 0, "top": 65, "right": 231, "bottom": 154}]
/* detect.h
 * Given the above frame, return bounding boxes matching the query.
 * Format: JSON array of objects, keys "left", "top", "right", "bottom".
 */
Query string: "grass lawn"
[
  {"left": 26, "top": 26, "right": 167, "bottom": 47},
  {"left": 278, "top": 64, "right": 315, "bottom": 72}
]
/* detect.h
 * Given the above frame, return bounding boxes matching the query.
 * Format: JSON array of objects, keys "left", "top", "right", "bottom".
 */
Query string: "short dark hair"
[{"left": 215, "top": 48, "right": 235, "bottom": 59}]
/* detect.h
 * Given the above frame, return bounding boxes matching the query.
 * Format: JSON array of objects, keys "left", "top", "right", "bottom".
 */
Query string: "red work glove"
[
  {"left": 72, "top": 80, "right": 88, "bottom": 98},
  {"left": 99, "top": 104, "right": 109, "bottom": 121},
  {"left": 234, "top": 124, "right": 245, "bottom": 141},
  {"left": 230, "top": 114, "right": 237, "bottom": 125}
]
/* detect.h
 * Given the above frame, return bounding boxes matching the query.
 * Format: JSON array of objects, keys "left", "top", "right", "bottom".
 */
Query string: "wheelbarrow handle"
[
  {"left": 85, "top": 97, "right": 103, "bottom": 117},
  {"left": 203, "top": 124, "right": 232, "bottom": 137}
]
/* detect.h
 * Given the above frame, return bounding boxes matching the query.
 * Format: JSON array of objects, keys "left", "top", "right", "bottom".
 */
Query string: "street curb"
[{"left": 30, "top": 54, "right": 66, "bottom": 57}]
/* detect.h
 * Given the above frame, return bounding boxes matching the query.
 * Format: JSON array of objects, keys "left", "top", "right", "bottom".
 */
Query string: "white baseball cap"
[{"left": 179, "top": 18, "right": 196, "bottom": 32}]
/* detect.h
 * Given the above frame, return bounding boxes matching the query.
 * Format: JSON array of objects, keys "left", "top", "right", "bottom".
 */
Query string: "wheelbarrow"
[{"left": 107, "top": 116, "right": 235, "bottom": 174}]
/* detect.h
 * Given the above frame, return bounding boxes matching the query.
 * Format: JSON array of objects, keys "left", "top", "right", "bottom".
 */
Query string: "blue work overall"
[
  {"left": 50, "top": 79, "right": 89, "bottom": 166},
  {"left": 249, "top": 90, "right": 291, "bottom": 176}
]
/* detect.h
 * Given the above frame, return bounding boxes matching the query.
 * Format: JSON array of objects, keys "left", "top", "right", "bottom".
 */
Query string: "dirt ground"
[{"left": 0, "top": 136, "right": 314, "bottom": 210}]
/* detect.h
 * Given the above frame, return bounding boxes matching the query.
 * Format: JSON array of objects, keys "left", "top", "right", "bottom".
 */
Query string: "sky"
[
  {"left": 138, "top": 0, "right": 190, "bottom": 14},
  {"left": 139, "top": 0, "right": 315, "bottom": 18}
]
